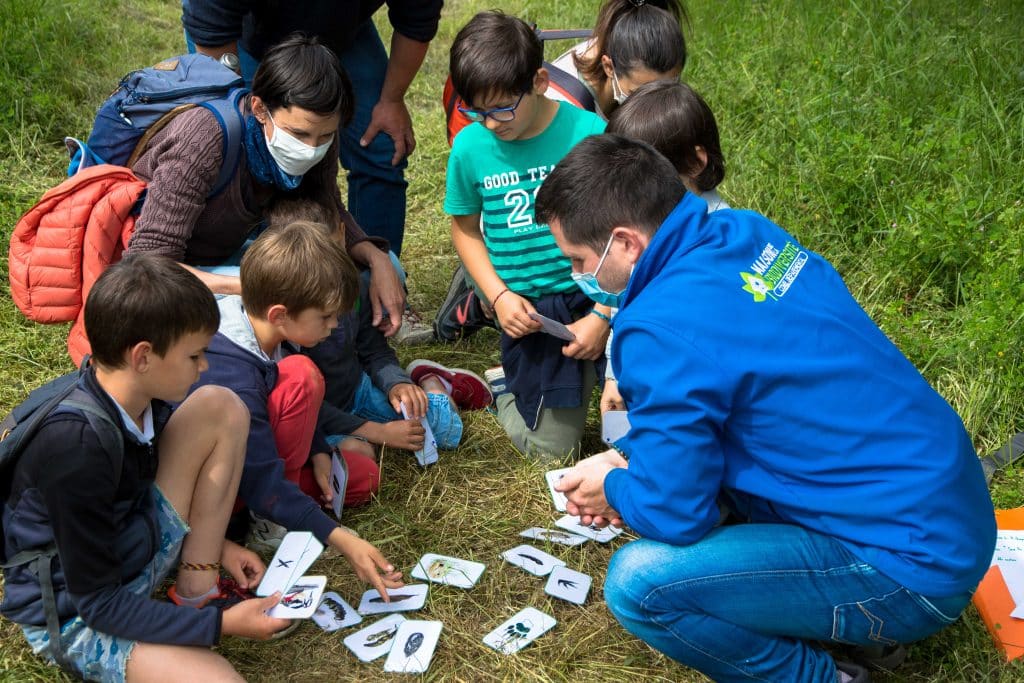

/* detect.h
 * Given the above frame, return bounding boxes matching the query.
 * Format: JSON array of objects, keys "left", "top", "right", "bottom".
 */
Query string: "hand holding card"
[{"left": 528, "top": 312, "right": 576, "bottom": 341}]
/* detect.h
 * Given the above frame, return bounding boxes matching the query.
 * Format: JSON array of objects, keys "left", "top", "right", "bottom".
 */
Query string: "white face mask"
[
  {"left": 264, "top": 111, "right": 333, "bottom": 177},
  {"left": 610, "top": 68, "right": 628, "bottom": 105}
]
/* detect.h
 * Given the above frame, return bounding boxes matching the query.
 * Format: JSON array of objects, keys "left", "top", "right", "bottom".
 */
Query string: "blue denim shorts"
[{"left": 22, "top": 485, "right": 190, "bottom": 683}]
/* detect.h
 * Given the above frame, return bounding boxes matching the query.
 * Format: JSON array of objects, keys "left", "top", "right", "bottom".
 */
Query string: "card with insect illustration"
[
  {"left": 382, "top": 620, "right": 443, "bottom": 674},
  {"left": 344, "top": 614, "right": 407, "bottom": 662},
  {"left": 501, "top": 544, "right": 565, "bottom": 577},
  {"left": 410, "top": 553, "right": 485, "bottom": 589},
  {"left": 257, "top": 531, "right": 324, "bottom": 597},
  {"left": 268, "top": 575, "right": 326, "bottom": 619},
  {"left": 544, "top": 566, "right": 591, "bottom": 605},
  {"left": 357, "top": 583, "right": 429, "bottom": 615},
  {"left": 520, "top": 527, "right": 589, "bottom": 547},
  {"left": 329, "top": 452, "right": 348, "bottom": 520},
  {"left": 483, "top": 607, "right": 557, "bottom": 655},
  {"left": 545, "top": 468, "right": 573, "bottom": 512},
  {"left": 312, "top": 591, "right": 362, "bottom": 632},
  {"left": 555, "top": 514, "right": 625, "bottom": 544}
]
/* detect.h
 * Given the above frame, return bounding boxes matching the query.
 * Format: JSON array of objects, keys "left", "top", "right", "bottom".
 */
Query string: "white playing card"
[
  {"left": 410, "top": 553, "right": 485, "bottom": 589},
  {"left": 528, "top": 312, "right": 576, "bottom": 341},
  {"left": 501, "top": 544, "right": 565, "bottom": 577},
  {"left": 357, "top": 583, "right": 429, "bottom": 615},
  {"left": 482, "top": 607, "right": 557, "bottom": 654},
  {"left": 312, "top": 591, "right": 362, "bottom": 632},
  {"left": 344, "top": 614, "right": 407, "bottom": 662},
  {"left": 257, "top": 531, "right": 324, "bottom": 596},
  {"left": 400, "top": 401, "right": 438, "bottom": 466},
  {"left": 383, "top": 620, "right": 443, "bottom": 674},
  {"left": 545, "top": 468, "right": 572, "bottom": 512},
  {"left": 555, "top": 515, "right": 624, "bottom": 543},
  {"left": 330, "top": 451, "right": 349, "bottom": 520},
  {"left": 268, "top": 575, "right": 326, "bottom": 619},
  {"left": 544, "top": 566, "right": 592, "bottom": 605},
  {"left": 602, "top": 410, "right": 632, "bottom": 444},
  {"left": 519, "top": 527, "right": 589, "bottom": 547}
]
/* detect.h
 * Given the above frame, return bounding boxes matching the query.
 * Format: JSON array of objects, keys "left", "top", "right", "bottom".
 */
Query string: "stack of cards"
[
  {"left": 483, "top": 607, "right": 557, "bottom": 655},
  {"left": 256, "top": 531, "right": 326, "bottom": 619},
  {"left": 357, "top": 584, "right": 429, "bottom": 615},
  {"left": 411, "top": 553, "right": 485, "bottom": 588}
]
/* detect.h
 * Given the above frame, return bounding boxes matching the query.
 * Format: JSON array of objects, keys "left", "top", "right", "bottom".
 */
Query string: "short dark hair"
[
  {"left": 240, "top": 221, "right": 358, "bottom": 318},
  {"left": 450, "top": 11, "right": 543, "bottom": 107},
  {"left": 252, "top": 33, "right": 354, "bottom": 126},
  {"left": 535, "top": 134, "right": 685, "bottom": 252},
  {"left": 607, "top": 80, "right": 725, "bottom": 191},
  {"left": 576, "top": 0, "right": 689, "bottom": 86},
  {"left": 84, "top": 254, "right": 219, "bottom": 368}
]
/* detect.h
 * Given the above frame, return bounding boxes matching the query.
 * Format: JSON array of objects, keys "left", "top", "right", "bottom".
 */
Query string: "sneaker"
[
  {"left": 406, "top": 359, "right": 492, "bottom": 411},
  {"left": 834, "top": 660, "right": 871, "bottom": 683},
  {"left": 484, "top": 365, "right": 508, "bottom": 398},
  {"left": 245, "top": 513, "right": 287, "bottom": 555},
  {"left": 433, "top": 264, "right": 495, "bottom": 342},
  {"left": 393, "top": 307, "right": 436, "bottom": 346},
  {"left": 850, "top": 643, "right": 907, "bottom": 671},
  {"left": 168, "top": 576, "right": 255, "bottom": 610}
]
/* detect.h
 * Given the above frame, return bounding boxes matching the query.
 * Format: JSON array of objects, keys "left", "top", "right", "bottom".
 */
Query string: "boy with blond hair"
[
  {"left": 446, "top": 11, "right": 610, "bottom": 457},
  {"left": 192, "top": 222, "right": 403, "bottom": 598}
]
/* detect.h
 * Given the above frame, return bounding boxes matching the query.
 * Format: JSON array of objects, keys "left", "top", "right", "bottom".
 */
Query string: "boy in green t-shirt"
[{"left": 445, "top": 11, "right": 610, "bottom": 458}]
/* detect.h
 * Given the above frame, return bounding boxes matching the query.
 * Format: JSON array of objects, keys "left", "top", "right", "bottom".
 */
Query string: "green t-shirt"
[{"left": 444, "top": 101, "right": 606, "bottom": 299}]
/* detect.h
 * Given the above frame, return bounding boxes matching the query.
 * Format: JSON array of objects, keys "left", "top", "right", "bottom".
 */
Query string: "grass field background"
[{"left": 1, "top": 0, "right": 1023, "bottom": 680}]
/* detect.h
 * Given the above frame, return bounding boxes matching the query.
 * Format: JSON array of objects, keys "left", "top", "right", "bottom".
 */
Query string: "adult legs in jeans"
[
  {"left": 269, "top": 355, "right": 380, "bottom": 507},
  {"left": 336, "top": 20, "right": 408, "bottom": 255},
  {"left": 603, "top": 524, "right": 970, "bottom": 683}
]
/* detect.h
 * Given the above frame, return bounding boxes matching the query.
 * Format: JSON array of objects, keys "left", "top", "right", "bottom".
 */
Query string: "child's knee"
[
  {"left": 339, "top": 437, "right": 376, "bottom": 460},
  {"left": 341, "top": 450, "right": 380, "bottom": 507},
  {"left": 275, "top": 354, "right": 326, "bottom": 403},
  {"left": 182, "top": 385, "right": 250, "bottom": 434}
]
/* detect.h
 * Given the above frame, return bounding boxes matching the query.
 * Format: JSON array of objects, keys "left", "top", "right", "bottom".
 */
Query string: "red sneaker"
[
  {"left": 168, "top": 576, "right": 255, "bottom": 610},
  {"left": 406, "top": 360, "right": 492, "bottom": 411}
]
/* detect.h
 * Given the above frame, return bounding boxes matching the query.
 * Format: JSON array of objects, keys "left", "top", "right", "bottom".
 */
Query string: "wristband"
[
  {"left": 590, "top": 309, "right": 612, "bottom": 324},
  {"left": 491, "top": 287, "right": 511, "bottom": 308}
]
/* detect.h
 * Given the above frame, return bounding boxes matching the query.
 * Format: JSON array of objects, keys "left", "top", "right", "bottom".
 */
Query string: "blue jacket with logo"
[{"left": 605, "top": 192, "right": 996, "bottom": 598}]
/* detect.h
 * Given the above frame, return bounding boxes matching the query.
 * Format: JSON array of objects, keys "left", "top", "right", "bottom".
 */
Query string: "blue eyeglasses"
[{"left": 457, "top": 92, "right": 527, "bottom": 123}]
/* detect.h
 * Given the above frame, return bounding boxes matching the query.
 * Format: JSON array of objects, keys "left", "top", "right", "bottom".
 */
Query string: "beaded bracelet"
[{"left": 590, "top": 309, "right": 612, "bottom": 324}]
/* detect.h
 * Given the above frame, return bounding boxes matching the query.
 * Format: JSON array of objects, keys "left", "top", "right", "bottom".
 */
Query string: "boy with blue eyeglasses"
[{"left": 445, "top": 11, "right": 609, "bottom": 458}]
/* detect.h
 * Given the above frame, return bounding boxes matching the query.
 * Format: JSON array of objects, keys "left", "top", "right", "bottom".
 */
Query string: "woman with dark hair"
[
  {"left": 549, "top": 0, "right": 689, "bottom": 118},
  {"left": 127, "top": 34, "right": 406, "bottom": 334}
]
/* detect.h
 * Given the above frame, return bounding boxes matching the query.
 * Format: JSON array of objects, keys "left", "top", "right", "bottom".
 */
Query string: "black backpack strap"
[
  {"left": 545, "top": 61, "right": 598, "bottom": 113},
  {"left": 535, "top": 28, "right": 592, "bottom": 42}
]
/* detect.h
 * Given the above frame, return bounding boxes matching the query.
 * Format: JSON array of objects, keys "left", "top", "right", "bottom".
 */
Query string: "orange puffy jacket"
[{"left": 9, "top": 164, "right": 146, "bottom": 363}]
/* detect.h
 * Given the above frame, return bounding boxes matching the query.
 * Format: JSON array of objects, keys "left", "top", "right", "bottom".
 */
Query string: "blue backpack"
[{"left": 67, "top": 53, "right": 248, "bottom": 198}]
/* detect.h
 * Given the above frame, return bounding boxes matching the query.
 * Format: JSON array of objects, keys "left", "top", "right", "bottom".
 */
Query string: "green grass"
[{"left": 2, "top": 0, "right": 1024, "bottom": 680}]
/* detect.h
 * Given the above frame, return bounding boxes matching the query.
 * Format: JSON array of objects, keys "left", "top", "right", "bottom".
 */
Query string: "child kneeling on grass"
[
  {"left": 2, "top": 254, "right": 289, "bottom": 682},
  {"left": 265, "top": 199, "right": 491, "bottom": 461},
  {"left": 190, "top": 221, "right": 403, "bottom": 595}
]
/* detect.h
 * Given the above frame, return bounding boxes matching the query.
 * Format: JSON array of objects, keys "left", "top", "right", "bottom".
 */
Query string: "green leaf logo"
[{"left": 740, "top": 272, "right": 771, "bottom": 302}]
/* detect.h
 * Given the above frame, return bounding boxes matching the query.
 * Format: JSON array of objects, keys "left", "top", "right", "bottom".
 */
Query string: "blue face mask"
[{"left": 571, "top": 234, "right": 625, "bottom": 308}]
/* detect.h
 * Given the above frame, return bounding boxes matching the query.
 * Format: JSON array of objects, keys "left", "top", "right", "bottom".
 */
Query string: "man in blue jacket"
[{"left": 537, "top": 135, "right": 996, "bottom": 683}]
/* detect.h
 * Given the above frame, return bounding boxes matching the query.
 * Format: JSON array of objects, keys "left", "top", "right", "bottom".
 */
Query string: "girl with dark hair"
[
  {"left": 549, "top": 0, "right": 689, "bottom": 118},
  {"left": 126, "top": 34, "right": 406, "bottom": 334}
]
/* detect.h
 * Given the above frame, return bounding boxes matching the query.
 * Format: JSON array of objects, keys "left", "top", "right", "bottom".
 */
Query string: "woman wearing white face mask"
[
  {"left": 126, "top": 34, "right": 406, "bottom": 335},
  {"left": 548, "top": 0, "right": 689, "bottom": 119}
]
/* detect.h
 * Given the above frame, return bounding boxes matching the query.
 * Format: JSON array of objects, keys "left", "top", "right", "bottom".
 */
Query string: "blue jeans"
[
  {"left": 328, "top": 372, "right": 462, "bottom": 450},
  {"left": 186, "top": 20, "right": 408, "bottom": 255},
  {"left": 603, "top": 524, "right": 971, "bottom": 683}
]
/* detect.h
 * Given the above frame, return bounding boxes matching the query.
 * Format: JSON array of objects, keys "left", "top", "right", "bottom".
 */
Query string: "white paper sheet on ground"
[
  {"left": 555, "top": 514, "right": 624, "bottom": 544},
  {"left": 990, "top": 530, "right": 1024, "bottom": 618},
  {"left": 545, "top": 468, "right": 572, "bottom": 512},
  {"left": 257, "top": 531, "right": 324, "bottom": 596},
  {"left": 544, "top": 566, "right": 592, "bottom": 605},
  {"left": 312, "top": 591, "right": 362, "bottom": 631},
  {"left": 344, "top": 614, "right": 407, "bottom": 662},
  {"left": 383, "top": 620, "right": 444, "bottom": 673},
  {"left": 268, "top": 575, "right": 326, "bottom": 619},
  {"left": 501, "top": 544, "right": 565, "bottom": 577},
  {"left": 483, "top": 607, "right": 557, "bottom": 654},
  {"left": 520, "top": 527, "right": 589, "bottom": 547},
  {"left": 357, "top": 584, "right": 429, "bottom": 615},
  {"left": 400, "top": 401, "right": 438, "bottom": 466},
  {"left": 410, "top": 553, "right": 485, "bottom": 588},
  {"left": 330, "top": 452, "right": 348, "bottom": 520}
]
